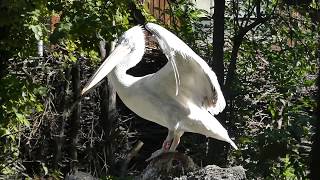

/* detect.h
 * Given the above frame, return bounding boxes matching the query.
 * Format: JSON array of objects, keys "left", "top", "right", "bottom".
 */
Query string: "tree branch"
[{"left": 224, "top": 15, "right": 272, "bottom": 98}]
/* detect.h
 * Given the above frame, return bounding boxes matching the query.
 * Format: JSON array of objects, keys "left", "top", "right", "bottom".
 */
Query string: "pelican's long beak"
[{"left": 81, "top": 44, "right": 131, "bottom": 95}]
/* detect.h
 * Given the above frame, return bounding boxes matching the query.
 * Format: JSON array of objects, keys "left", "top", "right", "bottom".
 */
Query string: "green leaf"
[
  {"left": 69, "top": 53, "right": 77, "bottom": 62},
  {"left": 15, "top": 113, "right": 30, "bottom": 127},
  {"left": 30, "top": 25, "right": 43, "bottom": 40},
  {"left": 0, "top": 128, "right": 11, "bottom": 137}
]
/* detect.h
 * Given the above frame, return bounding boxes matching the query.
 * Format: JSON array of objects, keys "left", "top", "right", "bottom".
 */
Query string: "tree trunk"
[
  {"left": 224, "top": 37, "right": 242, "bottom": 98},
  {"left": 310, "top": 11, "right": 320, "bottom": 179},
  {"left": 0, "top": 50, "right": 9, "bottom": 79},
  {"left": 211, "top": 0, "right": 225, "bottom": 85},
  {"left": 208, "top": 0, "right": 228, "bottom": 167},
  {"left": 70, "top": 62, "right": 81, "bottom": 172},
  {"left": 209, "top": 2, "right": 270, "bottom": 166},
  {"left": 0, "top": 26, "right": 10, "bottom": 79},
  {"left": 99, "top": 40, "right": 117, "bottom": 168},
  {"left": 310, "top": 92, "right": 320, "bottom": 180},
  {"left": 53, "top": 67, "right": 71, "bottom": 169}
]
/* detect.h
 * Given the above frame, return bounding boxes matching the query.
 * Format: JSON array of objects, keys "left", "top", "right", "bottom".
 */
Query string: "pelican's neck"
[
  {"left": 109, "top": 58, "right": 141, "bottom": 88},
  {"left": 107, "top": 25, "right": 145, "bottom": 88}
]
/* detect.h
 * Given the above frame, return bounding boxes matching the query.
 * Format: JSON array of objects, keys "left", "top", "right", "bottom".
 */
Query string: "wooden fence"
[
  {"left": 144, "top": 0, "right": 174, "bottom": 25},
  {"left": 51, "top": 1, "right": 174, "bottom": 32}
]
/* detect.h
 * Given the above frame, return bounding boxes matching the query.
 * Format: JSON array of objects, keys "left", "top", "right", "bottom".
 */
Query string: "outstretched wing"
[{"left": 145, "top": 23, "right": 226, "bottom": 115}]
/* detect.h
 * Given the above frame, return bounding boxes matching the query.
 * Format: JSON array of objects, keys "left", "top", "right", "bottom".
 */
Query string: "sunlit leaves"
[
  {"left": 0, "top": 74, "right": 45, "bottom": 174},
  {"left": 29, "top": 25, "right": 43, "bottom": 40},
  {"left": 165, "top": 0, "right": 212, "bottom": 57},
  {"left": 231, "top": 2, "right": 317, "bottom": 178},
  {"left": 49, "top": 0, "right": 135, "bottom": 63}
]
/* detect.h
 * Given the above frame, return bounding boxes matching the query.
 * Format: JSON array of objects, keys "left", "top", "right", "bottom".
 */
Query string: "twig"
[{"left": 120, "top": 140, "right": 144, "bottom": 177}]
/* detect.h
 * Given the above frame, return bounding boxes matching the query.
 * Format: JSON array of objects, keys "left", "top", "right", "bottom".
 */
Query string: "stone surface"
[
  {"left": 137, "top": 152, "right": 246, "bottom": 180},
  {"left": 65, "top": 171, "right": 99, "bottom": 180},
  {"left": 175, "top": 165, "right": 246, "bottom": 180}
]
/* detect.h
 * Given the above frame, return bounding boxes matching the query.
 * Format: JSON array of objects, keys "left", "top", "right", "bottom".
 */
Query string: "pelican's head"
[
  {"left": 81, "top": 25, "right": 145, "bottom": 95},
  {"left": 118, "top": 25, "right": 146, "bottom": 51}
]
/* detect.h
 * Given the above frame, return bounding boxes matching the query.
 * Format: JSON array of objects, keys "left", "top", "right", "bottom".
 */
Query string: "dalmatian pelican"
[{"left": 81, "top": 23, "right": 237, "bottom": 160}]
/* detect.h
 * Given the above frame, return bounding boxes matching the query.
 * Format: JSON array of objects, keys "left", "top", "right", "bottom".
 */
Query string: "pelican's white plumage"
[{"left": 82, "top": 23, "right": 237, "bottom": 160}]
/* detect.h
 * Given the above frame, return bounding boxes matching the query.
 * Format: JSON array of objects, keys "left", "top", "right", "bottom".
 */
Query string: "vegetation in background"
[
  {"left": 0, "top": 0, "right": 47, "bottom": 176},
  {"left": 230, "top": 5, "right": 318, "bottom": 178}
]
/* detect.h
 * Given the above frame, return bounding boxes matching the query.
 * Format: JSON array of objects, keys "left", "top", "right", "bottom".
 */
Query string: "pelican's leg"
[
  {"left": 169, "top": 131, "right": 184, "bottom": 151},
  {"left": 164, "top": 131, "right": 184, "bottom": 172},
  {"left": 163, "top": 130, "right": 174, "bottom": 151},
  {"left": 146, "top": 130, "right": 174, "bottom": 161}
]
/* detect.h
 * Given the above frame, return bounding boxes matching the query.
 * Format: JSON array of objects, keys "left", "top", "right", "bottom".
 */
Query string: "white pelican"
[{"left": 81, "top": 23, "right": 237, "bottom": 160}]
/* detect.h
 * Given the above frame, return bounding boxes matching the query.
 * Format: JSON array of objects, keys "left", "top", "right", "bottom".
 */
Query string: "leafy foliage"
[
  {"left": 164, "top": 0, "right": 213, "bottom": 57},
  {"left": 49, "top": 0, "right": 135, "bottom": 63},
  {"left": 226, "top": 3, "right": 318, "bottom": 179},
  {"left": 160, "top": 0, "right": 318, "bottom": 179},
  {"left": 0, "top": 0, "right": 48, "bottom": 175},
  {"left": 0, "top": 75, "right": 45, "bottom": 174}
]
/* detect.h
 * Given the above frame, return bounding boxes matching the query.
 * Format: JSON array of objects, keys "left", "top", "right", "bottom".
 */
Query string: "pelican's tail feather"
[{"left": 185, "top": 102, "right": 238, "bottom": 150}]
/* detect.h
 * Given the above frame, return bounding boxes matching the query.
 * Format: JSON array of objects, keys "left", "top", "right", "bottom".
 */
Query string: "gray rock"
[
  {"left": 137, "top": 152, "right": 246, "bottom": 180},
  {"left": 175, "top": 165, "right": 246, "bottom": 180},
  {"left": 65, "top": 171, "right": 99, "bottom": 180}
]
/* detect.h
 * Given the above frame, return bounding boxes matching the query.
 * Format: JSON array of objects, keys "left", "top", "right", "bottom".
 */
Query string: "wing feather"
[
  {"left": 176, "top": 50, "right": 226, "bottom": 115},
  {"left": 146, "top": 23, "right": 226, "bottom": 114}
]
